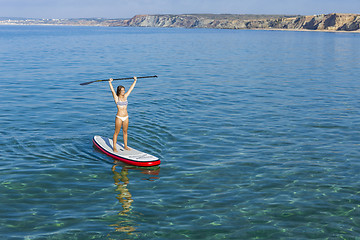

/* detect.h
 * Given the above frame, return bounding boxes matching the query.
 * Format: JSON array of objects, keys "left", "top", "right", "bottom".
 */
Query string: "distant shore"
[{"left": 1, "top": 13, "right": 360, "bottom": 32}]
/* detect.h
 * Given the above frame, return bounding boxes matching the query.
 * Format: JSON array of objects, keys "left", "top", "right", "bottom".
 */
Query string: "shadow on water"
[{"left": 108, "top": 163, "right": 160, "bottom": 237}]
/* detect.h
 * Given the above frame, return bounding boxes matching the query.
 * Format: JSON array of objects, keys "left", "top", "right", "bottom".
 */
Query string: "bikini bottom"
[{"left": 116, "top": 115, "right": 128, "bottom": 121}]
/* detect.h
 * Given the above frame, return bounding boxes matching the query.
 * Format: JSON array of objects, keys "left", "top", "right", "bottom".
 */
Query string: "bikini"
[{"left": 116, "top": 100, "right": 128, "bottom": 121}]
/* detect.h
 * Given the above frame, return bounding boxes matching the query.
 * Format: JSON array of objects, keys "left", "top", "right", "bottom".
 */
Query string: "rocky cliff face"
[
  {"left": 112, "top": 13, "right": 360, "bottom": 31},
  {"left": 274, "top": 14, "right": 360, "bottom": 31}
]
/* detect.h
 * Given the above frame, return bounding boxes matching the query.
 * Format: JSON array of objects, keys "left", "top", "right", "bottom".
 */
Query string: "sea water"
[{"left": 0, "top": 25, "right": 359, "bottom": 239}]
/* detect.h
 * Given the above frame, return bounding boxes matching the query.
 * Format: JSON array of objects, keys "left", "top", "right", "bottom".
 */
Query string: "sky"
[{"left": 0, "top": 0, "right": 359, "bottom": 19}]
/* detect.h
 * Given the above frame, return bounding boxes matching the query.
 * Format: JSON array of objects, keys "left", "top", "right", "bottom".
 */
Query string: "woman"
[{"left": 108, "top": 77, "right": 137, "bottom": 152}]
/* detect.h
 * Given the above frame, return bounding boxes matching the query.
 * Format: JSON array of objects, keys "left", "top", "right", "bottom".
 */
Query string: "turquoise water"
[{"left": 1, "top": 25, "right": 360, "bottom": 239}]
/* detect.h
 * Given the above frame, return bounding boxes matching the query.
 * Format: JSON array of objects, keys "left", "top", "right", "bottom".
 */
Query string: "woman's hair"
[{"left": 116, "top": 85, "right": 125, "bottom": 96}]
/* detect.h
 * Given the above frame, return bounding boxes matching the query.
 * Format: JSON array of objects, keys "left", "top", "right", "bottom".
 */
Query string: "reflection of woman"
[
  {"left": 110, "top": 165, "right": 137, "bottom": 235},
  {"left": 108, "top": 77, "right": 137, "bottom": 152},
  {"left": 112, "top": 165, "right": 133, "bottom": 216}
]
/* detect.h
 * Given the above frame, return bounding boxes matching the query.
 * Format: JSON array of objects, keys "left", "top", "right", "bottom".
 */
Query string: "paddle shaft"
[{"left": 80, "top": 75, "right": 158, "bottom": 85}]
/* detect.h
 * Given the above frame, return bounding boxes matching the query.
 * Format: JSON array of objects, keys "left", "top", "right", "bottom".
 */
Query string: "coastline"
[
  {"left": 1, "top": 13, "right": 360, "bottom": 33},
  {"left": 2, "top": 23, "right": 359, "bottom": 34},
  {"left": 251, "top": 27, "right": 360, "bottom": 33}
]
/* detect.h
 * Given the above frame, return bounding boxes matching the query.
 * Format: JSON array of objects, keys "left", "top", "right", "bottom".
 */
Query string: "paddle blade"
[{"left": 80, "top": 81, "right": 95, "bottom": 85}]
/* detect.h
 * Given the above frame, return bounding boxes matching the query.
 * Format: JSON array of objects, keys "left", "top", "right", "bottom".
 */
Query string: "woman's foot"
[
  {"left": 113, "top": 147, "right": 118, "bottom": 152},
  {"left": 124, "top": 146, "right": 130, "bottom": 151}
]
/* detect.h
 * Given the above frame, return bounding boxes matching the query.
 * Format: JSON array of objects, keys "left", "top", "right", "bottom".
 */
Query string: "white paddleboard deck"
[{"left": 93, "top": 135, "right": 160, "bottom": 166}]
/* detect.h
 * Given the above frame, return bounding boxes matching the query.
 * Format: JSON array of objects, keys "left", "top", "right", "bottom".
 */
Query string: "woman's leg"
[
  {"left": 122, "top": 117, "right": 130, "bottom": 150},
  {"left": 113, "top": 117, "right": 122, "bottom": 152}
]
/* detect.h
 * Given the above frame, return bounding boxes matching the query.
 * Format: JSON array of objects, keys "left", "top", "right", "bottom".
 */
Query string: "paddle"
[{"left": 80, "top": 75, "right": 158, "bottom": 85}]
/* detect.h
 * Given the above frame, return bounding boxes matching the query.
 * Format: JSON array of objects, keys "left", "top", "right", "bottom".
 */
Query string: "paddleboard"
[{"left": 93, "top": 135, "right": 161, "bottom": 167}]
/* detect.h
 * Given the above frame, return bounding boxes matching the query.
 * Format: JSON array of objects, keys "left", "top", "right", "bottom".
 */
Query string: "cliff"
[
  {"left": 112, "top": 13, "right": 360, "bottom": 32},
  {"left": 1, "top": 13, "right": 360, "bottom": 32}
]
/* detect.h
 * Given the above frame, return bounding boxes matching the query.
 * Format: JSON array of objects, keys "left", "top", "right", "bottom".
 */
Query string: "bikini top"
[{"left": 117, "top": 100, "right": 128, "bottom": 106}]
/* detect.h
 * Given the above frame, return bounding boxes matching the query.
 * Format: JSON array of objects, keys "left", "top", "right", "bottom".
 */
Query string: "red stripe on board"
[{"left": 93, "top": 138, "right": 161, "bottom": 167}]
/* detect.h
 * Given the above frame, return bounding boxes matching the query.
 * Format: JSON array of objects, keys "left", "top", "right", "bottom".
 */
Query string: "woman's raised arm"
[
  {"left": 125, "top": 77, "right": 137, "bottom": 98},
  {"left": 108, "top": 78, "right": 118, "bottom": 103}
]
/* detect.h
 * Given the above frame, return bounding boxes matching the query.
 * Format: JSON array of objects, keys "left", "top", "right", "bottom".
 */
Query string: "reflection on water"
[
  {"left": 109, "top": 163, "right": 160, "bottom": 236},
  {"left": 128, "top": 165, "right": 161, "bottom": 182},
  {"left": 112, "top": 165, "right": 133, "bottom": 216},
  {"left": 110, "top": 164, "right": 136, "bottom": 235}
]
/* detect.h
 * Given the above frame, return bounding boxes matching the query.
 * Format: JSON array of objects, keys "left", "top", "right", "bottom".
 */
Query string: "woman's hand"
[
  {"left": 109, "top": 78, "right": 113, "bottom": 82},
  {"left": 133, "top": 76, "right": 137, "bottom": 81}
]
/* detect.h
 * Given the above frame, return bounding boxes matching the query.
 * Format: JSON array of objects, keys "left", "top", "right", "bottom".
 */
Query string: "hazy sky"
[{"left": 1, "top": 0, "right": 359, "bottom": 19}]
